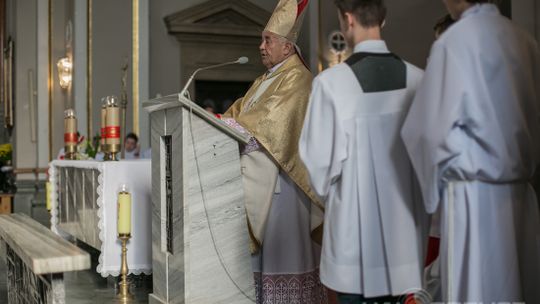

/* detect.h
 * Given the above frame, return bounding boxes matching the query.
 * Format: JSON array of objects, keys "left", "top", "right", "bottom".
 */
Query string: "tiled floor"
[
  {"left": 63, "top": 271, "right": 152, "bottom": 303},
  {"left": 0, "top": 238, "right": 153, "bottom": 303}
]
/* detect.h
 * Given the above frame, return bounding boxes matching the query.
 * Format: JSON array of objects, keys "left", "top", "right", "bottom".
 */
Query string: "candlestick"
[
  {"left": 117, "top": 234, "right": 134, "bottom": 302},
  {"left": 120, "top": 58, "right": 129, "bottom": 160},
  {"left": 64, "top": 109, "right": 77, "bottom": 160},
  {"left": 117, "top": 184, "right": 133, "bottom": 302}
]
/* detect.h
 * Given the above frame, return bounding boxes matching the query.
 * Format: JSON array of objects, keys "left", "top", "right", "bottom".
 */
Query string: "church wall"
[
  {"left": 85, "top": 0, "right": 539, "bottom": 162},
  {"left": 537, "top": 1, "right": 540, "bottom": 43},
  {"left": 11, "top": 0, "right": 135, "bottom": 176},
  {"left": 316, "top": 0, "right": 342, "bottom": 71},
  {"left": 383, "top": 0, "right": 447, "bottom": 69},
  {"left": 148, "top": 0, "right": 445, "bottom": 97},
  {"left": 12, "top": 0, "right": 75, "bottom": 176},
  {"left": 314, "top": 0, "right": 446, "bottom": 72},
  {"left": 148, "top": 0, "right": 274, "bottom": 99},
  {"left": 91, "top": 0, "right": 133, "bottom": 143},
  {"left": 72, "top": 1, "right": 88, "bottom": 140},
  {"left": 8, "top": 0, "right": 277, "bottom": 177},
  {"left": 50, "top": 0, "right": 75, "bottom": 162},
  {"left": 7, "top": 0, "right": 538, "bottom": 181},
  {"left": 512, "top": 0, "right": 537, "bottom": 40}
]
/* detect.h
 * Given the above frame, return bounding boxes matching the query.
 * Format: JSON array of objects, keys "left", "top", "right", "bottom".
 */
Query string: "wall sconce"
[
  {"left": 57, "top": 57, "right": 72, "bottom": 89},
  {"left": 327, "top": 31, "right": 350, "bottom": 68}
]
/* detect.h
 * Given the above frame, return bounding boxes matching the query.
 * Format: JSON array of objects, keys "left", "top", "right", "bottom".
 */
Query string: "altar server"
[
  {"left": 401, "top": 1, "right": 540, "bottom": 302},
  {"left": 224, "top": 0, "right": 327, "bottom": 303},
  {"left": 299, "top": 0, "right": 428, "bottom": 303}
]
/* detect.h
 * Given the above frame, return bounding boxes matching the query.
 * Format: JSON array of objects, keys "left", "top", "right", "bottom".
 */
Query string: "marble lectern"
[{"left": 144, "top": 94, "right": 254, "bottom": 304}]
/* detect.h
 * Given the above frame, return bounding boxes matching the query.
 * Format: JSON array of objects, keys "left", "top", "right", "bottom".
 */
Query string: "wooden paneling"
[
  {"left": 0, "top": 194, "right": 12, "bottom": 214},
  {"left": 0, "top": 0, "right": 5, "bottom": 111}
]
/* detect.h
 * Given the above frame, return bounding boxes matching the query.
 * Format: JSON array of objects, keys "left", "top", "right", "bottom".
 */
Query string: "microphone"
[
  {"left": 237, "top": 56, "right": 249, "bottom": 64},
  {"left": 179, "top": 57, "right": 249, "bottom": 98}
]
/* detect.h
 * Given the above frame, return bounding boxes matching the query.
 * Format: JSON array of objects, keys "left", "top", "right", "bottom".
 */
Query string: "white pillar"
[
  {"left": 137, "top": 0, "right": 150, "bottom": 149},
  {"left": 37, "top": 0, "right": 49, "bottom": 175},
  {"left": 73, "top": 0, "right": 88, "bottom": 138}
]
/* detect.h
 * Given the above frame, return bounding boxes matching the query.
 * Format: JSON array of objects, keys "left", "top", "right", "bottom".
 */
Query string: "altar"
[{"left": 49, "top": 160, "right": 152, "bottom": 277}]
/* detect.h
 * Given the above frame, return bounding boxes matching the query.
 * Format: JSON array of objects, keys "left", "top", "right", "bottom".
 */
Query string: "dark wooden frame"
[
  {"left": 0, "top": 0, "right": 5, "bottom": 118},
  {"left": 0, "top": 0, "right": 12, "bottom": 131}
]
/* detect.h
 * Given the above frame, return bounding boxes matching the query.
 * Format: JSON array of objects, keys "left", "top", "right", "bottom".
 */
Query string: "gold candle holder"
[{"left": 117, "top": 233, "right": 134, "bottom": 302}]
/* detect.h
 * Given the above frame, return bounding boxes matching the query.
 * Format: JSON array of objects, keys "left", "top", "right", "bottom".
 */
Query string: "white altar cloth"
[{"left": 49, "top": 160, "right": 152, "bottom": 277}]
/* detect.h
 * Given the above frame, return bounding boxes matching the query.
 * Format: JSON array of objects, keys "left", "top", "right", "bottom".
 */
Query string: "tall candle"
[
  {"left": 46, "top": 182, "right": 51, "bottom": 211},
  {"left": 117, "top": 187, "right": 132, "bottom": 235}
]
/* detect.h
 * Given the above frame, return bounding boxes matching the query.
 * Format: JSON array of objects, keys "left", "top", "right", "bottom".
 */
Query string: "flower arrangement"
[
  {"left": 76, "top": 134, "right": 101, "bottom": 160},
  {"left": 0, "top": 143, "right": 15, "bottom": 193},
  {"left": 58, "top": 133, "right": 101, "bottom": 160}
]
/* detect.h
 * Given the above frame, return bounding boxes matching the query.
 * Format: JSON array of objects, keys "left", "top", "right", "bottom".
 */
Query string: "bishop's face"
[
  {"left": 442, "top": 0, "right": 473, "bottom": 20},
  {"left": 260, "top": 31, "right": 289, "bottom": 69}
]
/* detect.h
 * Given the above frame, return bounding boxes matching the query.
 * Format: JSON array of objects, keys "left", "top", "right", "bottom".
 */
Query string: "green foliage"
[
  {"left": 0, "top": 143, "right": 12, "bottom": 163},
  {"left": 77, "top": 134, "right": 101, "bottom": 160}
]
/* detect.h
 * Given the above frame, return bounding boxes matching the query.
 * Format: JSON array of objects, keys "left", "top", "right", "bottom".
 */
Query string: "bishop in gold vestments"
[{"left": 223, "top": 0, "right": 326, "bottom": 303}]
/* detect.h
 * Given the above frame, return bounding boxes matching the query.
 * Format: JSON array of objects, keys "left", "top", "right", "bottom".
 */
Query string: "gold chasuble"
[{"left": 225, "top": 54, "right": 324, "bottom": 252}]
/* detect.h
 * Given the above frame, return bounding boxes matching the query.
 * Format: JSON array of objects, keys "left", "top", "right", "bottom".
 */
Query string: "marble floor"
[{"left": 0, "top": 237, "right": 153, "bottom": 303}]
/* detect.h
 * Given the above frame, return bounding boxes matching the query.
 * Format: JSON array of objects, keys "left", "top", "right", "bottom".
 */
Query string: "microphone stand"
[{"left": 179, "top": 58, "right": 248, "bottom": 99}]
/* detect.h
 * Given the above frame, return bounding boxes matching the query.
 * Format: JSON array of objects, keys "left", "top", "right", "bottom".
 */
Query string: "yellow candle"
[
  {"left": 46, "top": 182, "right": 51, "bottom": 211},
  {"left": 117, "top": 190, "right": 132, "bottom": 235}
]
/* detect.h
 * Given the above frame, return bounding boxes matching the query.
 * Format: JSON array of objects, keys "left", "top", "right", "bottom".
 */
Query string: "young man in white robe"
[
  {"left": 299, "top": 0, "right": 429, "bottom": 302},
  {"left": 423, "top": 13, "right": 456, "bottom": 302},
  {"left": 401, "top": 0, "right": 540, "bottom": 302}
]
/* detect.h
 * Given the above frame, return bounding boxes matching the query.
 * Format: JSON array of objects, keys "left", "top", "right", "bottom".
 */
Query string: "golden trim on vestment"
[{"left": 225, "top": 54, "right": 324, "bottom": 252}]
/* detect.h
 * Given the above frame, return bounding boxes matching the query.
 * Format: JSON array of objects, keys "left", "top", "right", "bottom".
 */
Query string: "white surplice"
[
  {"left": 299, "top": 40, "right": 429, "bottom": 297},
  {"left": 401, "top": 4, "right": 540, "bottom": 302}
]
